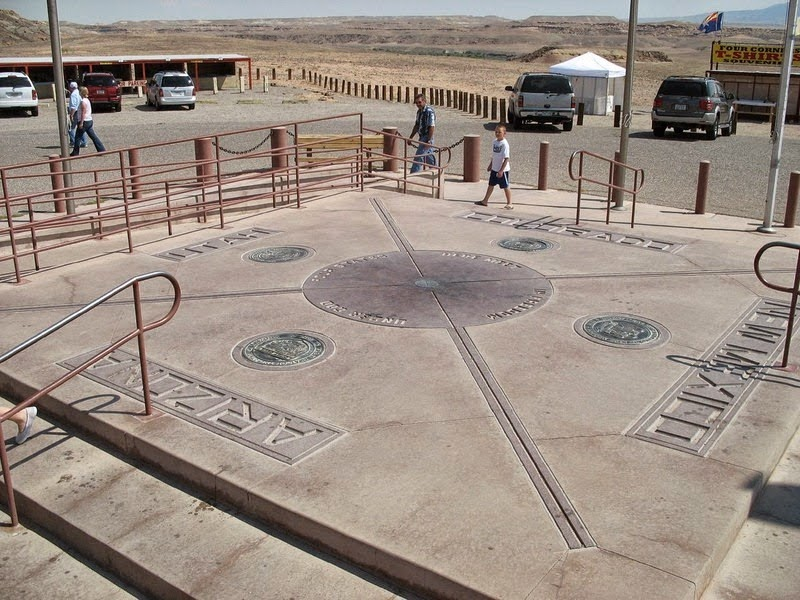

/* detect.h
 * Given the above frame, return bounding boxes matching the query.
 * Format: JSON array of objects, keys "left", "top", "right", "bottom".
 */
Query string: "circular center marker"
[
  {"left": 498, "top": 237, "right": 557, "bottom": 252},
  {"left": 303, "top": 250, "right": 553, "bottom": 328},
  {"left": 233, "top": 331, "right": 333, "bottom": 370},
  {"left": 415, "top": 278, "right": 441, "bottom": 289},
  {"left": 574, "top": 314, "right": 670, "bottom": 349},
  {"left": 245, "top": 246, "right": 312, "bottom": 263}
]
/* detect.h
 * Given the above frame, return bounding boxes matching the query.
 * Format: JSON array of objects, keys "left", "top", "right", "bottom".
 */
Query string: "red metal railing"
[
  {"left": 1, "top": 113, "right": 450, "bottom": 284},
  {"left": 568, "top": 150, "right": 645, "bottom": 228},
  {"left": 754, "top": 241, "right": 800, "bottom": 368},
  {"left": 0, "top": 271, "right": 181, "bottom": 527}
]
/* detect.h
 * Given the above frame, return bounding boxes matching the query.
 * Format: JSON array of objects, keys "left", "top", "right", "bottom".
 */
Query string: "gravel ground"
[{"left": 2, "top": 81, "right": 799, "bottom": 223}]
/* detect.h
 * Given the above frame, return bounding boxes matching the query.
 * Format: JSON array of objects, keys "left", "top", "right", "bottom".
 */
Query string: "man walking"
[
  {"left": 67, "top": 81, "right": 86, "bottom": 148},
  {"left": 407, "top": 93, "right": 436, "bottom": 174}
]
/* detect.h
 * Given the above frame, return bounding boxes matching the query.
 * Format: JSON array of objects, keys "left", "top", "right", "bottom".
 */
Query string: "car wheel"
[
  {"left": 731, "top": 113, "right": 738, "bottom": 135},
  {"left": 189, "top": 103, "right": 195, "bottom": 110},
  {"left": 674, "top": 127, "right": 684, "bottom": 136},
  {"left": 506, "top": 109, "right": 514, "bottom": 127},
  {"left": 114, "top": 103, "right": 121, "bottom": 112},
  {"left": 562, "top": 119, "right": 573, "bottom": 132},
  {"left": 30, "top": 106, "right": 39, "bottom": 117},
  {"left": 653, "top": 124, "right": 666, "bottom": 137},
  {"left": 155, "top": 100, "right": 162, "bottom": 111},
  {"left": 721, "top": 121, "right": 731, "bottom": 136},
  {"left": 705, "top": 118, "right": 718, "bottom": 140}
]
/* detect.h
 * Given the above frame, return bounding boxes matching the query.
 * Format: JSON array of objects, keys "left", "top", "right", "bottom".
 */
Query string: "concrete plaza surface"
[{"left": 1, "top": 180, "right": 800, "bottom": 599}]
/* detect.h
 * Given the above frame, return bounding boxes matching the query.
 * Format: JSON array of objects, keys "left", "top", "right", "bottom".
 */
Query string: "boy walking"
[{"left": 475, "top": 125, "right": 512, "bottom": 209}]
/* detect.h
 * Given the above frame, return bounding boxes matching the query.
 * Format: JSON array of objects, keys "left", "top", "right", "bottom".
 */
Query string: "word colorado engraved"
[{"left": 461, "top": 211, "right": 684, "bottom": 253}]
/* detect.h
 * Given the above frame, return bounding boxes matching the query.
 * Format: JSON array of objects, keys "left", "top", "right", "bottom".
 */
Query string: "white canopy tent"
[{"left": 549, "top": 52, "right": 626, "bottom": 116}]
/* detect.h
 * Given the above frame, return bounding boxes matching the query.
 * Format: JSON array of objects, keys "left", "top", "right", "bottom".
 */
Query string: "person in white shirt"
[
  {"left": 70, "top": 87, "right": 106, "bottom": 156},
  {"left": 67, "top": 81, "right": 86, "bottom": 147},
  {"left": 475, "top": 125, "right": 512, "bottom": 209}
]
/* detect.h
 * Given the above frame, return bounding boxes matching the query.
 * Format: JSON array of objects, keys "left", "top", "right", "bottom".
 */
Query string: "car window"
[
  {"left": 658, "top": 81, "right": 705, "bottom": 97},
  {"left": 83, "top": 75, "right": 116, "bottom": 86},
  {"left": 162, "top": 76, "right": 192, "bottom": 87},
  {"left": 0, "top": 75, "right": 33, "bottom": 88},
  {"left": 522, "top": 77, "right": 571, "bottom": 94}
]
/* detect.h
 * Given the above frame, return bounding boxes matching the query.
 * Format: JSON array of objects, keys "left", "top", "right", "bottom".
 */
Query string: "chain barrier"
[{"left": 213, "top": 132, "right": 272, "bottom": 155}]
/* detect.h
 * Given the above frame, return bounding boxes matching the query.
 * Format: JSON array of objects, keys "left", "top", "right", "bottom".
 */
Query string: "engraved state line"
[
  {"left": 60, "top": 348, "right": 344, "bottom": 464},
  {"left": 629, "top": 298, "right": 797, "bottom": 455},
  {"left": 461, "top": 211, "right": 685, "bottom": 253}
]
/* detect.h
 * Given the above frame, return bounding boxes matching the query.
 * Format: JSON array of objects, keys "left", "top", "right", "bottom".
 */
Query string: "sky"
[{"left": 2, "top": 0, "right": 785, "bottom": 24}]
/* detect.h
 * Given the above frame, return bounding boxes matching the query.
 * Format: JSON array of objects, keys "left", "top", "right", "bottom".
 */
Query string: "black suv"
[
  {"left": 80, "top": 72, "right": 122, "bottom": 112},
  {"left": 651, "top": 76, "right": 735, "bottom": 140}
]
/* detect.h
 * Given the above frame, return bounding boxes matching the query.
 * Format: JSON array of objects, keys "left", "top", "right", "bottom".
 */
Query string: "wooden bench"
[{"left": 294, "top": 133, "right": 385, "bottom": 173}]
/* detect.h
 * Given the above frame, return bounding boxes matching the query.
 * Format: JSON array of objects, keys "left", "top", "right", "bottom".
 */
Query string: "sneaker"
[
  {"left": 15, "top": 407, "right": 37, "bottom": 444},
  {"left": 80, "top": 143, "right": 87, "bottom": 148}
]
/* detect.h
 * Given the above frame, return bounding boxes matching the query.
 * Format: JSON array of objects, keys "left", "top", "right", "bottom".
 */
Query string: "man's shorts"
[{"left": 489, "top": 170, "right": 510, "bottom": 189}]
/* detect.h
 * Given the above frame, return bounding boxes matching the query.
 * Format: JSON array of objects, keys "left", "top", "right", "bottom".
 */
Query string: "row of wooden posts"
[
  {"left": 253, "top": 66, "right": 510, "bottom": 123},
  {"left": 249, "top": 67, "right": 626, "bottom": 128}
]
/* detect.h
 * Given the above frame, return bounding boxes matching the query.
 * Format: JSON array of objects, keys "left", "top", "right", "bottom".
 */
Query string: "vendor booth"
[{"left": 549, "top": 52, "right": 626, "bottom": 116}]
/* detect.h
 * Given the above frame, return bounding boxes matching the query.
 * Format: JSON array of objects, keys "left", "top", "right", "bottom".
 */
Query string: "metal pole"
[
  {"left": 613, "top": 0, "right": 638, "bottom": 209},
  {"left": 760, "top": 0, "right": 798, "bottom": 233},
  {"left": 46, "top": 0, "right": 75, "bottom": 214}
]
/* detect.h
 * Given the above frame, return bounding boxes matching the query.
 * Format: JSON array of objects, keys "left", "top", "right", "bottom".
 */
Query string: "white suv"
[
  {"left": 0, "top": 72, "right": 38, "bottom": 117},
  {"left": 505, "top": 73, "right": 575, "bottom": 131},
  {"left": 146, "top": 71, "right": 196, "bottom": 110}
]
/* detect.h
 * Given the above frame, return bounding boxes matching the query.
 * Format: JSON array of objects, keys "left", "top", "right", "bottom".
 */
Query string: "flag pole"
[{"left": 759, "top": 0, "right": 798, "bottom": 233}]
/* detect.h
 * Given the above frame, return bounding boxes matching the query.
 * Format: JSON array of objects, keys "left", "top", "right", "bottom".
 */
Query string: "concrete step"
[
  {"left": 0, "top": 401, "right": 413, "bottom": 599},
  {"left": 0, "top": 508, "right": 138, "bottom": 600}
]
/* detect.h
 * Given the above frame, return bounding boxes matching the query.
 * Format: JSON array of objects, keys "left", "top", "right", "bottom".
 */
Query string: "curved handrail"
[
  {"left": 1, "top": 271, "right": 181, "bottom": 527},
  {"left": 753, "top": 241, "right": 800, "bottom": 368},
  {"left": 568, "top": 150, "right": 645, "bottom": 228}
]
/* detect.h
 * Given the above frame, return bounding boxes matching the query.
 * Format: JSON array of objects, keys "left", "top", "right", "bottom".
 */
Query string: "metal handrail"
[
  {"left": 754, "top": 241, "right": 800, "bottom": 368},
  {"left": 0, "top": 271, "right": 181, "bottom": 527},
  {"left": 568, "top": 150, "right": 645, "bottom": 228},
  {"left": 1, "top": 114, "right": 451, "bottom": 283}
]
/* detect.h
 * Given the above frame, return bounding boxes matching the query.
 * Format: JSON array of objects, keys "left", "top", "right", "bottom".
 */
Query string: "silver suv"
[
  {"left": 146, "top": 71, "right": 196, "bottom": 110},
  {"left": 505, "top": 73, "right": 575, "bottom": 131},
  {"left": 0, "top": 72, "right": 38, "bottom": 117},
  {"left": 651, "top": 76, "right": 736, "bottom": 140}
]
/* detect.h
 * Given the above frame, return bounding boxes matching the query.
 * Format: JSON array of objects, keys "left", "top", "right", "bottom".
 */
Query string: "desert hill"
[{"left": 0, "top": 11, "right": 786, "bottom": 108}]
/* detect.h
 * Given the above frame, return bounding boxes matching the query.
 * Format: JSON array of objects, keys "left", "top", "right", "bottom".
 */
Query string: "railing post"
[
  {"left": 382, "top": 127, "right": 399, "bottom": 172},
  {"left": 614, "top": 105, "right": 621, "bottom": 128},
  {"left": 695, "top": 160, "right": 711, "bottom": 215},
  {"left": 194, "top": 137, "right": 214, "bottom": 187},
  {"left": 48, "top": 154, "right": 66, "bottom": 213},
  {"left": 577, "top": 102, "right": 585, "bottom": 126},
  {"left": 463, "top": 135, "right": 481, "bottom": 183},
  {"left": 785, "top": 171, "right": 799, "bottom": 228},
  {"left": 612, "top": 151, "right": 625, "bottom": 209},
  {"left": 128, "top": 148, "right": 142, "bottom": 200},
  {"left": 538, "top": 141, "right": 549, "bottom": 191},
  {"left": 270, "top": 127, "right": 290, "bottom": 171}
]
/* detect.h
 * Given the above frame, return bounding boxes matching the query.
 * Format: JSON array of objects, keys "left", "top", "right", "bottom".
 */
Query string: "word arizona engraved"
[
  {"left": 461, "top": 211, "right": 684, "bottom": 254},
  {"left": 60, "top": 348, "right": 343, "bottom": 464}
]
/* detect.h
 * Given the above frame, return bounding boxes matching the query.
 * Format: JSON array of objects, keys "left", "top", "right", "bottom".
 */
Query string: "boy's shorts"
[{"left": 489, "top": 170, "right": 510, "bottom": 189}]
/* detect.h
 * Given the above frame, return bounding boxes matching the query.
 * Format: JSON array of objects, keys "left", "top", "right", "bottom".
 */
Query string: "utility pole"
[
  {"left": 613, "top": 0, "right": 639, "bottom": 209},
  {"left": 759, "top": 0, "right": 798, "bottom": 233},
  {"left": 46, "top": 0, "right": 75, "bottom": 213}
]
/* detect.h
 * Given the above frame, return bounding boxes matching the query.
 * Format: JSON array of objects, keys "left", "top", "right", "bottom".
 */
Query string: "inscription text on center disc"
[{"left": 303, "top": 250, "right": 553, "bottom": 328}]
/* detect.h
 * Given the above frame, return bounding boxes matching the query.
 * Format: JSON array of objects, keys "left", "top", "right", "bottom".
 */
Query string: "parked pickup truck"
[{"left": 505, "top": 73, "right": 575, "bottom": 131}]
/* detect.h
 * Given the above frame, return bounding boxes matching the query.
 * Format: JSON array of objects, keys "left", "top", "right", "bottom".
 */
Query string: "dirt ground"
[{"left": 1, "top": 13, "right": 787, "bottom": 110}]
